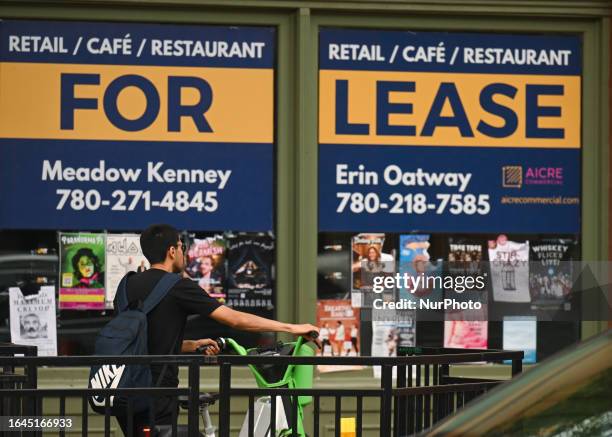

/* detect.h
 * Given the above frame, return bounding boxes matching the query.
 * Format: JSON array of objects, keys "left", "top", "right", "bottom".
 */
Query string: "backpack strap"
[
  {"left": 145, "top": 273, "right": 182, "bottom": 388},
  {"left": 116, "top": 271, "right": 137, "bottom": 313},
  {"left": 142, "top": 272, "right": 181, "bottom": 314}
]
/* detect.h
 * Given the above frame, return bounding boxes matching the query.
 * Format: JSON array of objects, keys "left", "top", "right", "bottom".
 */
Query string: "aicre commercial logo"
[
  {"left": 502, "top": 166, "right": 564, "bottom": 187},
  {"left": 524, "top": 166, "right": 564, "bottom": 185}
]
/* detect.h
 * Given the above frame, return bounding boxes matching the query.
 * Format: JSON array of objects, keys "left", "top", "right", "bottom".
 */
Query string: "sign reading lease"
[
  {"left": 318, "top": 29, "right": 581, "bottom": 233},
  {"left": 0, "top": 21, "right": 274, "bottom": 230}
]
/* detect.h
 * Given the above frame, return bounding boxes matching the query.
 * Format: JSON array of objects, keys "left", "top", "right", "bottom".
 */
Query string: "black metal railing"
[
  {"left": 0, "top": 345, "right": 523, "bottom": 436},
  {"left": 0, "top": 342, "right": 38, "bottom": 419},
  {"left": 215, "top": 348, "right": 523, "bottom": 437},
  {"left": 0, "top": 353, "right": 212, "bottom": 437}
]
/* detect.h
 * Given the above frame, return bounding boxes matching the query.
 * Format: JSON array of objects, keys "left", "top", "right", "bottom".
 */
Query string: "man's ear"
[{"left": 168, "top": 246, "right": 176, "bottom": 260}]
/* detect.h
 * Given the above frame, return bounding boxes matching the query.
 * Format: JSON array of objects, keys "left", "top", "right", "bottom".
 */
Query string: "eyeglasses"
[{"left": 176, "top": 238, "right": 188, "bottom": 252}]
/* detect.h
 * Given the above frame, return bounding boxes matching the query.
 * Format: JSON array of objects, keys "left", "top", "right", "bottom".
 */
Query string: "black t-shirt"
[{"left": 113, "top": 268, "right": 222, "bottom": 387}]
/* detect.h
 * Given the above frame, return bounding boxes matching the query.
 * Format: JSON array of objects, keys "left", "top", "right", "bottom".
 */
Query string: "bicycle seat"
[{"left": 178, "top": 392, "right": 220, "bottom": 410}]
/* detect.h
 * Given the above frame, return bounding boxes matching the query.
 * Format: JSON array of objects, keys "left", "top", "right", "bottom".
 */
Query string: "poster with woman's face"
[
  {"left": 186, "top": 235, "right": 226, "bottom": 303},
  {"left": 351, "top": 233, "right": 395, "bottom": 307},
  {"left": 59, "top": 232, "right": 106, "bottom": 310},
  {"left": 351, "top": 233, "right": 385, "bottom": 292}
]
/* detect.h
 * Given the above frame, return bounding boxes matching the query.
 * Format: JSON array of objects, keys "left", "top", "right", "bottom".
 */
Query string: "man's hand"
[
  {"left": 288, "top": 323, "right": 319, "bottom": 336},
  {"left": 289, "top": 324, "right": 321, "bottom": 348},
  {"left": 182, "top": 339, "right": 220, "bottom": 355},
  {"left": 195, "top": 338, "right": 220, "bottom": 355}
]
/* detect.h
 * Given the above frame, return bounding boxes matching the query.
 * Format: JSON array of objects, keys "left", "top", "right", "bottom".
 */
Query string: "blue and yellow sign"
[
  {"left": 318, "top": 29, "right": 581, "bottom": 233},
  {"left": 0, "top": 20, "right": 275, "bottom": 230}
]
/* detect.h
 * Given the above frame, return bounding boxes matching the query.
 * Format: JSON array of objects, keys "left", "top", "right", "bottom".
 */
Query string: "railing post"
[
  {"left": 25, "top": 345, "right": 39, "bottom": 437},
  {"left": 188, "top": 359, "right": 200, "bottom": 437},
  {"left": 396, "top": 360, "right": 407, "bottom": 437},
  {"left": 219, "top": 362, "right": 232, "bottom": 437},
  {"left": 380, "top": 365, "right": 393, "bottom": 437},
  {"left": 511, "top": 357, "right": 523, "bottom": 376},
  {"left": 440, "top": 364, "right": 449, "bottom": 384}
]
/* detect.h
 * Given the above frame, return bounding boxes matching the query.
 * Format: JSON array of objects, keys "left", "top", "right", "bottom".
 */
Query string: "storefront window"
[
  {"left": 316, "top": 27, "right": 582, "bottom": 362},
  {"left": 0, "top": 20, "right": 277, "bottom": 354}
]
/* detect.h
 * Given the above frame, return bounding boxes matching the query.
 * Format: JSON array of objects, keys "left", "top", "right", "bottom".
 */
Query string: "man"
[
  {"left": 113, "top": 224, "right": 319, "bottom": 436},
  {"left": 20, "top": 313, "right": 43, "bottom": 339}
]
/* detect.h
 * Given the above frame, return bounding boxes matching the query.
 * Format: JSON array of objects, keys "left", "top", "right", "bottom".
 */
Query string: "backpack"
[{"left": 88, "top": 271, "right": 181, "bottom": 415}]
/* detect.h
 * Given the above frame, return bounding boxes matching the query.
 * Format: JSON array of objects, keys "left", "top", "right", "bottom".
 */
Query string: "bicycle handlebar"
[
  {"left": 307, "top": 330, "right": 319, "bottom": 339},
  {"left": 195, "top": 331, "right": 318, "bottom": 354}
]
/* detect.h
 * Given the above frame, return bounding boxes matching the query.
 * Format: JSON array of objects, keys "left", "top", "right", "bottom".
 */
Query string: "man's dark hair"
[{"left": 140, "top": 224, "right": 180, "bottom": 264}]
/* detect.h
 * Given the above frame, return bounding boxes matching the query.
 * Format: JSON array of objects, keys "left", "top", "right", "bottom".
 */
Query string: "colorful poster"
[
  {"left": 444, "top": 318, "right": 488, "bottom": 349},
  {"left": 316, "top": 300, "right": 362, "bottom": 373},
  {"left": 503, "top": 316, "right": 537, "bottom": 364},
  {"left": 59, "top": 232, "right": 106, "bottom": 310},
  {"left": 226, "top": 233, "right": 274, "bottom": 313},
  {"left": 9, "top": 286, "right": 57, "bottom": 356},
  {"left": 445, "top": 238, "right": 488, "bottom": 348},
  {"left": 488, "top": 235, "right": 531, "bottom": 303},
  {"left": 529, "top": 239, "right": 576, "bottom": 307},
  {"left": 351, "top": 233, "right": 394, "bottom": 307},
  {"left": 0, "top": 20, "right": 275, "bottom": 231},
  {"left": 318, "top": 29, "right": 581, "bottom": 234},
  {"left": 186, "top": 235, "right": 227, "bottom": 303},
  {"left": 105, "top": 233, "right": 149, "bottom": 306},
  {"left": 399, "top": 235, "right": 442, "bottom": 302}
]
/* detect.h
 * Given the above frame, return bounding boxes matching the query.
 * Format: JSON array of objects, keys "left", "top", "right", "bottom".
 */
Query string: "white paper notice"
[
  {"left": 9, "top": 286, "right": 57, "bottom": 356},
  {"left": 488, "top": 238, "right": 531, "bottom": 303},
  {"left": 372, "top": 321, "right": 398, "bottom": 379},
  {"left": 106, "top": 234, "right": 149, "bottom": 305}
]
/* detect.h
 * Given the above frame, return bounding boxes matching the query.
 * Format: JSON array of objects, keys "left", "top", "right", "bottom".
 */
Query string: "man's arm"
[
  {"left": 171, "top": 279, "right": 319, "bottom": 341},
  {"left": 209, "top": 306, "right": 318, "bottom": 337}
]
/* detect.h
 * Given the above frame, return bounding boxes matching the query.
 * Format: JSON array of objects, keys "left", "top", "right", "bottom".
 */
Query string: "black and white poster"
[
  {"left": 226, "top": 233, "right": 274, "bottom": 313},
  {"left": 488, "top": 235, "right": 530, "bottom": 303},
  {"left": 106, "top": 233, "right": 149, "bottom": 306},
  {"left": 9, "top": 286, "right": 57, "bottom": 356}
]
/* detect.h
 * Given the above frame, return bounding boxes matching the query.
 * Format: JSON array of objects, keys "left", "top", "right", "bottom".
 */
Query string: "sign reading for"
[{"left": 0, "top": 20, "right": 275, "bottom": 230}]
